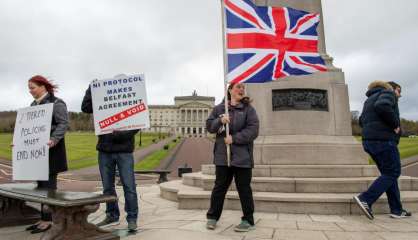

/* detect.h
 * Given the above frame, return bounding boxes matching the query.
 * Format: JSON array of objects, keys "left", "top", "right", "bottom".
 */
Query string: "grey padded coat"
[{"left": 206, "top": 101, "right": 259, "bottom": 168}]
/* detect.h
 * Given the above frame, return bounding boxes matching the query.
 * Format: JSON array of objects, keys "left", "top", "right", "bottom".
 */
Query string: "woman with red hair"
[{"left": 24, "top": 75, "right": 69, "bottom": 234}]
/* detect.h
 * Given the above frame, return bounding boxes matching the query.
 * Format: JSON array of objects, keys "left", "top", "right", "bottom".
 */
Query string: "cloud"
[{"left": 323, "top": 0, "right": 418, "bottom": 119}]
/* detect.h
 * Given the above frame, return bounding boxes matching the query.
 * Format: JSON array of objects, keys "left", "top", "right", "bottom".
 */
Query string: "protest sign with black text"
[
  {"left": 91, "top": 74, "right": 150, "bottom": 135},
  {"left": 12, "top": 103, "right": 53, "bottom": 180}
]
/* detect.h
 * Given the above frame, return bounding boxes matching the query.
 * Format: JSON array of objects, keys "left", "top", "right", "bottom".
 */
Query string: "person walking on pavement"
[
  {"left": 205, "top": 82, "right": 259, "bottom": 232},
  {"left": 81, "top": 83, "right": 139, "bottom": 232},
  {"left": 354, "top": 80, "right": 411, "bottom": 220}
]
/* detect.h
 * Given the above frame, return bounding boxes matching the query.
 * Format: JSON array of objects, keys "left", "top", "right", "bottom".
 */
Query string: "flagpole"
[{"left": 220, "top": 0, "right": 231, "bottom": 167}]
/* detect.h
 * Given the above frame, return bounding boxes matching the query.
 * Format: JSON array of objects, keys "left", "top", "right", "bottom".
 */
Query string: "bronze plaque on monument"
[{"left": 272, "top": 88, "right": 328, "bottom": 111}]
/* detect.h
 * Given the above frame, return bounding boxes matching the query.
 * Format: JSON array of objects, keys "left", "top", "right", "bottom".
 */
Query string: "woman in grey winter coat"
[
  {"left": 24, "top": 75, "right": 69, "bottom": 234},
  {"left": 206, "top": 82, "right": 259, "bottom": 232}
]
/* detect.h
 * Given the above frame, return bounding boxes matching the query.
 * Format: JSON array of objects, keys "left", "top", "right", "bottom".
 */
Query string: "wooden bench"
[
  {"left": 0, "top": 183, "right": 119, "bottom": 240},
  {"left": 134, "top": 170, "right": 171, "bottom": 183}
]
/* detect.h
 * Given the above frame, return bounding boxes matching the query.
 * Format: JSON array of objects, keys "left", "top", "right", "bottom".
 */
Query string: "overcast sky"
[{"left": 0, "top": 0, "right": 417, "bottom": 120}]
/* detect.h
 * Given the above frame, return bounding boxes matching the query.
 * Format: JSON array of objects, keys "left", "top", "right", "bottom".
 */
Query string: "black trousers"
[
  {"left": 37, "top": 174, "right": 58, "bottom": 221},
  {"left": 206, "top": 166, "right": 254, "bottom": 225}
]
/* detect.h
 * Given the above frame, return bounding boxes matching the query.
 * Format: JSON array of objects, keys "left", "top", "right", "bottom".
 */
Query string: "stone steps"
[
  {"left": 160, "top": 180, "right": 418, "bottom": 215},
  {"left": 253, "top": 135, "right": 369, "bottom": 165},
  {"left": 182, "top": 172, "right": 418, "bottom": 193},
  {"left": 201, "top": 164, "right": 379, "bottom": 178}
]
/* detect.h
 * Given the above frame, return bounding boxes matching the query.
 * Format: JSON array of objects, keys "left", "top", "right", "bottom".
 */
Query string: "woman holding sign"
[
  {"left": 24, "top": 75, "right": 69, "bottom": 234},
  {"left": 205, "top": 82, "right": 259, "bottom": 232}
]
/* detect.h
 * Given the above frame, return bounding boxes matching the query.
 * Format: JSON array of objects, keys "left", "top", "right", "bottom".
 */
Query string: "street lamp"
[
  {"left": 159, "top": 115, "right": 163, "bottom": 139},
  {"left": 159, "top": 125, "right": 161, "bottom": 139},
  {"left": 139, "top": 129, "right": 142, "bottom": 146}
]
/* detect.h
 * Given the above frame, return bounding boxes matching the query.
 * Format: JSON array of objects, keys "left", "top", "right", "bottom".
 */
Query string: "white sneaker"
[{"left": 390, "top": 210, "right": 412, "bottom": 219}]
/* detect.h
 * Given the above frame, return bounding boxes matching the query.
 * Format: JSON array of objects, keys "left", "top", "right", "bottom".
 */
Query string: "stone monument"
[{"left": 160, "top": 0, "right": 418, "bottom": 214}]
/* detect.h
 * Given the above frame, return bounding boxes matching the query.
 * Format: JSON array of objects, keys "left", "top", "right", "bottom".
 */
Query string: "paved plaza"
[{"left": 2, "top": 184, "right": 418, "bottom": 240}]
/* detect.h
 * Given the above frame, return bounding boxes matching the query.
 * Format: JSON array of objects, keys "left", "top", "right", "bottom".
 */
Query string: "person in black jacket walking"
[
  {"left": 206, "top": 82, "right": 259, "bottom": 232},
  {"left": 24, "top": 75, "right": 69, "bottom": 234},
  {"left": 81, "top": 84, "right": 139, "bottom": 232},
  {"left": 354, "top": 81, "right": 411, "bottom": 220}
]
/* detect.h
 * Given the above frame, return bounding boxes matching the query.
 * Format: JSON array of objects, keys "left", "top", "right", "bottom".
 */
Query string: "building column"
[{"left": 185, "top": 109, "right": 188, "bottom": 123}]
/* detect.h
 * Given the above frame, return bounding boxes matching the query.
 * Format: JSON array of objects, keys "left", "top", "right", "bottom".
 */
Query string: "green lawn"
[
  {"left": 398, "top": 138, "right": 418, "bottom": 159},
  {"left": 0, "top": 133, "right": 13, "bottom": 160},
  {"left": 65, "top": 132, "right": 98, "bottom": 170},
  {"left": 135, "top": 132, "right": 167, "bottom": 149},
  {"left": 0, "top": 132, "right": 168, "bottom": 170},
  {"left": 134, "top": 139, "right": 180, "bottom": 171}
]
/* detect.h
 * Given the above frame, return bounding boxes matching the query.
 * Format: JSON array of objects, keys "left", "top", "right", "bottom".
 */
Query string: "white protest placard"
[
  {"left": 12, "top": 103, "right": 53, "bottom": 181},
  {"left": 91, "top": 74, "right": 150, "bottom": 135}
]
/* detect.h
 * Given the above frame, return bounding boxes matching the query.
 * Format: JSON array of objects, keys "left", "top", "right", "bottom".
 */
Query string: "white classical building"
[{"left": 147, "top": 91, "right": 215, "bottom": 137}]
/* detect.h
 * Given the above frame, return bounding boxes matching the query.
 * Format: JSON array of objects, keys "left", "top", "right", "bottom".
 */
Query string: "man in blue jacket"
[
  {"left": 82, "top": 85, "right": 139, "bottom": 232},
  {"left": 354, "top": 81, "right": 411, "bottom": 220}
]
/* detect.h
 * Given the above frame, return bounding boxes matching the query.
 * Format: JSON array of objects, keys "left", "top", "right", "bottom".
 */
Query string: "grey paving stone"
[
  {"left": 273, "top": 230, "right": 328, "bottom": 240},
  {"left": 373, "top": 214, "right": 412, "bottom": 223},
  {"left": 125, "top": 229, "right": 242, "bottom": 240},
  {"left": 373, "top": 222, "right": 418, "bottom": 232},
  {"left": 278, "top": 214, "right": 312, "bottom": 222},
  {"left": 0, "top": 230, "right": 39, "bottom": 240},
  {"left": 184, "top": 212, "right": 208, "bottom": 221},
  {"left": 148, "top": 210, "right": 202, "bottom": 221},
  {"left": 256, "top": 219, "right": 297, "bottom": 230},
  {"left": 376, "top": 232, "right": 418, "bottom": 240},
  {"left": 324, "top": 231, "right": 384, "bottom": 240},
  {"left": 297, "top": 221, "right": 342, "bottom": 231},
  {"left": 244, "top": 237, "right": 274, "bottom": 240},
  {"left": 179, "top": 221, "right": 233, "bottom": 234},
  {"left": 254, "top": 213, "right": 279, "bottom": 221},
  {"left": 340, "top": 215, "right": 373, "bottom": 223},
  {"left": 221, "top": 226, "right": 274, "bottom": 239},
  {"left": 0, "top": 225, "right": 27, "bottom": 235},
  {"left": 141, "top": 220, "right": 193, "bottom": 229},
  {"left": 335, "top": 221, "right": 386, "bottom": 232},
  {"left": 310, "top": 214, "right": 347, "bottom": 223}
]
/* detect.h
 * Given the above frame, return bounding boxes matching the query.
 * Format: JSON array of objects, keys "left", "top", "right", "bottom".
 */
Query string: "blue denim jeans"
[
  {"left": 98, "top": 152, "right": 138, "bottom": 222},
  {"left": 359, "top": 140, "right": 402, "bottom": 214}
]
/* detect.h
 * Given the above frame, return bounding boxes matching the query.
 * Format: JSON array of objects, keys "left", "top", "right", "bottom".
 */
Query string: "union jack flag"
[{"left": 224, "top": 0, "right": 327, "bottom": 84}]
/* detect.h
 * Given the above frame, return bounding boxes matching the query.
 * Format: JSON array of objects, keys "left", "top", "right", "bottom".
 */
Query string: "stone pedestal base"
[
  {"left": 0, "top": 197, "right": 40, "bottom": 227},
  {"left": 253, "top": 135, "right": 368, "bottom": 165},
  {"left": 41, "top": 204, "right": 119, "bottom": 240}
]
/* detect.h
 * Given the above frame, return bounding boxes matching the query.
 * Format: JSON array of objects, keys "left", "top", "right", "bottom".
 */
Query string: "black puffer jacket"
[
  {"left": 359, "top": 81, "right": 400, "bottom": 142},
  {"left": 81, "top": 86, "right": 138, "bottom": 153},
  {"left": 207, "top": 101, "right": 259, "bottom": 168}
]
